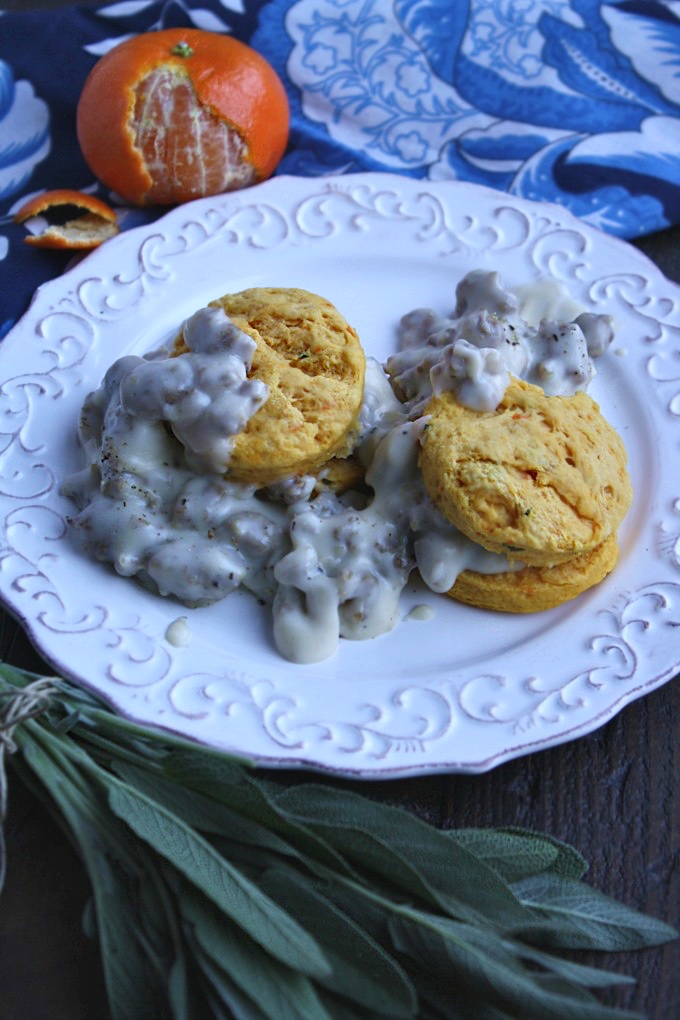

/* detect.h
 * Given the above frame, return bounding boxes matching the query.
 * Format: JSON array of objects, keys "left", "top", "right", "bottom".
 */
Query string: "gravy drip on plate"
[{"left": 64, "top": 273, "right": 614, "bottom": 664}]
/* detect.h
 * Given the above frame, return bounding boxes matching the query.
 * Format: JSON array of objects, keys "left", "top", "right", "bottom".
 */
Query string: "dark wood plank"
[{"left": 2, "top": 631, "right": 678, "bottom": 1017}]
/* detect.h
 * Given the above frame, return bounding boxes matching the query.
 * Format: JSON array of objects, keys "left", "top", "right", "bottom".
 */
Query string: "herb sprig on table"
[{"left": 0, "top": 663, "right": 675, "bottom": 1020}]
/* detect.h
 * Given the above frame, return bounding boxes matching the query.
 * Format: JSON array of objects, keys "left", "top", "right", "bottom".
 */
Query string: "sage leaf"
[
  {"left": 447, "top": 827, "right": 587, "bottom": 883},
  {"left": 515, "top": 943, "right": 635, "bottom": 989},
  {"left": 2, "top": 665, "right": 676, "bottom": 1020},
  {"left": 419, "top": 982, "right": 519, "bottom": 1020},
  {"left": 86, "top": 856, "right": 166, "bottom": 1020},
  {"left": 17, "top": 741, "right": 163, "bottom": 1020},
  {"left": 272, "top": 783, "right": 529, "bottom": 927},
  {"left": 167, "top": 953, "right": 191, "bottom": 1020},
  {"left": 308, "top": 863, "right": 396, "bottom": 944},
  {"left": 260, "top": 866, "right": 418, "bottom": 1018},
  {"left": 113, "top": 760, "right": 302, "bottom": 861},
  {"left": 193, "top": 947, "right": 277, "bottom": 1020},
  {"left": 389, "top": 913, "right": 643, "bottom": 1020},
  {"left": 512, "top": 874, "right": 678, "bottom": 951},
  {"left": 181, "top": 882, "right": 331, "bottom": 1020},
  {"left": 165, "top": 754, "right": 355, "bottom": 877},
  {"left": 106, "top": 776, "right": 331, "bottom": 979}
]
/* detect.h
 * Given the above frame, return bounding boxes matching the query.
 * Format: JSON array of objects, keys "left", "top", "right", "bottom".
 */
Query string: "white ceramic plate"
[{"left": 2, "top": 173, "right": 679, "bottom": 777}]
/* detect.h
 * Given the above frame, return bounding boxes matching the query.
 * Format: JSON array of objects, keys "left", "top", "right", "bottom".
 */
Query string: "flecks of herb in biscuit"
[
  {"left": 420, "top": 378, "right": 632, "bottom": 567},
  {"left": 176, "top": 287, "right": 365, "bottom": 485}
]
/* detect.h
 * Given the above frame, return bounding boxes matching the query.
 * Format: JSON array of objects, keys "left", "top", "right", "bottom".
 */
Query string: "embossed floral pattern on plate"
[{"left": 1, "top": 173, "right": 678, "bottom": 777}]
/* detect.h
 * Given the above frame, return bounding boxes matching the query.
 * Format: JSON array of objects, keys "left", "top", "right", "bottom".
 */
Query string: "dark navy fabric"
[{"left": 1, "top": 0, "right": 680, "bottom": 333}]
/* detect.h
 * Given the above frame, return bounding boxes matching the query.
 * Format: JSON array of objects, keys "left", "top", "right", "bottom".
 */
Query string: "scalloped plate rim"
[{"left": 1, "top": 172, "right": 679, "bottom": 778}]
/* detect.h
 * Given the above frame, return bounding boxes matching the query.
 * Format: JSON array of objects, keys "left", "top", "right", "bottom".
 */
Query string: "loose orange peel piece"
[{"left": 14, "top": 189, "right": 119, "bottom": 249}]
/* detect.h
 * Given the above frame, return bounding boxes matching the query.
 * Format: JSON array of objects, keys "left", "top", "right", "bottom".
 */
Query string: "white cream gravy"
[{"left": 64, "top": 272, "right": 613, "bottom": 663}]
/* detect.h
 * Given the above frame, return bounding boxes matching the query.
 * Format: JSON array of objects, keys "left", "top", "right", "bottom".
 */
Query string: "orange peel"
[{"left": 14, "top": 188, "right": 119, "bottom": 249}]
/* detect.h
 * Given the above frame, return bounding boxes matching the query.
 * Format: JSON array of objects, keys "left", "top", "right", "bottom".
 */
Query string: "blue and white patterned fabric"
[{"left": 1, "top": 0, "right": 680, "bottom": 334}]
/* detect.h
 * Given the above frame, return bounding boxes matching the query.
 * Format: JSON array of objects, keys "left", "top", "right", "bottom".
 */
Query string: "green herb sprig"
[{"left": 0, "top": 662, "right": 675, "bottom": 1020}]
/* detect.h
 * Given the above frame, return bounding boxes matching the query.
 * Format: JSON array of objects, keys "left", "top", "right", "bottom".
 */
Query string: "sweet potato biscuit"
[
  {"left": 448, "top": 534, "right": 619, "bottom": 613},
  {"left": 176, "top": 287, "right": 365, "bottom": 484},
  {"left": 420, "top": 378, "right": 631, "bottom": 567},
  {"left": 312, "top": 452, "right": 367, "bottom": 495}
]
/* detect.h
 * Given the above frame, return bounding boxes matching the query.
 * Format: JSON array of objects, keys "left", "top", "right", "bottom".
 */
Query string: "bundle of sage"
[{"left": 0, "top": 661, "right": 675, "bottom": 1020}]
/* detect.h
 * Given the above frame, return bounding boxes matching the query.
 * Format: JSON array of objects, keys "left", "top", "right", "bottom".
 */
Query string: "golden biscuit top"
[
  {"left": 420, "top": 377, "right": 632, "bottom": 567},
  {"left": 176, "top": 287, "right": 365, "bottom": 484}
]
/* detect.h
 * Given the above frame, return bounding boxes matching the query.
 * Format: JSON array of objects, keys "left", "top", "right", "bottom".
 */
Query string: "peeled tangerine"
[{"left": 76, "top": 28, "right": 290, "bottom": 207}]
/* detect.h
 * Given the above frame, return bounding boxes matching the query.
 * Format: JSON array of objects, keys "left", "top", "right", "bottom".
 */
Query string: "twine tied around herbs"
[
  {"left": 0, "top": 677, "right": 58, "bottom": 888},
  {"left": 0, "top": 677, "right": 58, "bottom": 854},
  {"left": 0, "top": 677, "right": 57, "bottom": 755}
]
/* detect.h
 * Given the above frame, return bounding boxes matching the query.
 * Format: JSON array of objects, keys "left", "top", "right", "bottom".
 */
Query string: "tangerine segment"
[
  {"left": 131, "top": 68, "right": 254, "bottom": 204},
  {"left": 76, "top": 29, "right": 290, "bottom": 206}
]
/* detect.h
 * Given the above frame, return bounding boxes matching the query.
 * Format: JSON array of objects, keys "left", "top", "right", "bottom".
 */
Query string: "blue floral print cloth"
[{"left": 1, "top": 0, "right": 680, "bottom": 335}]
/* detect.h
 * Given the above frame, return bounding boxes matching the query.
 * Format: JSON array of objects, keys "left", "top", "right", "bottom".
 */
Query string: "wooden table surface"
[{"left": 1, "top": 223, "right": 679, "bottom": 1018}]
